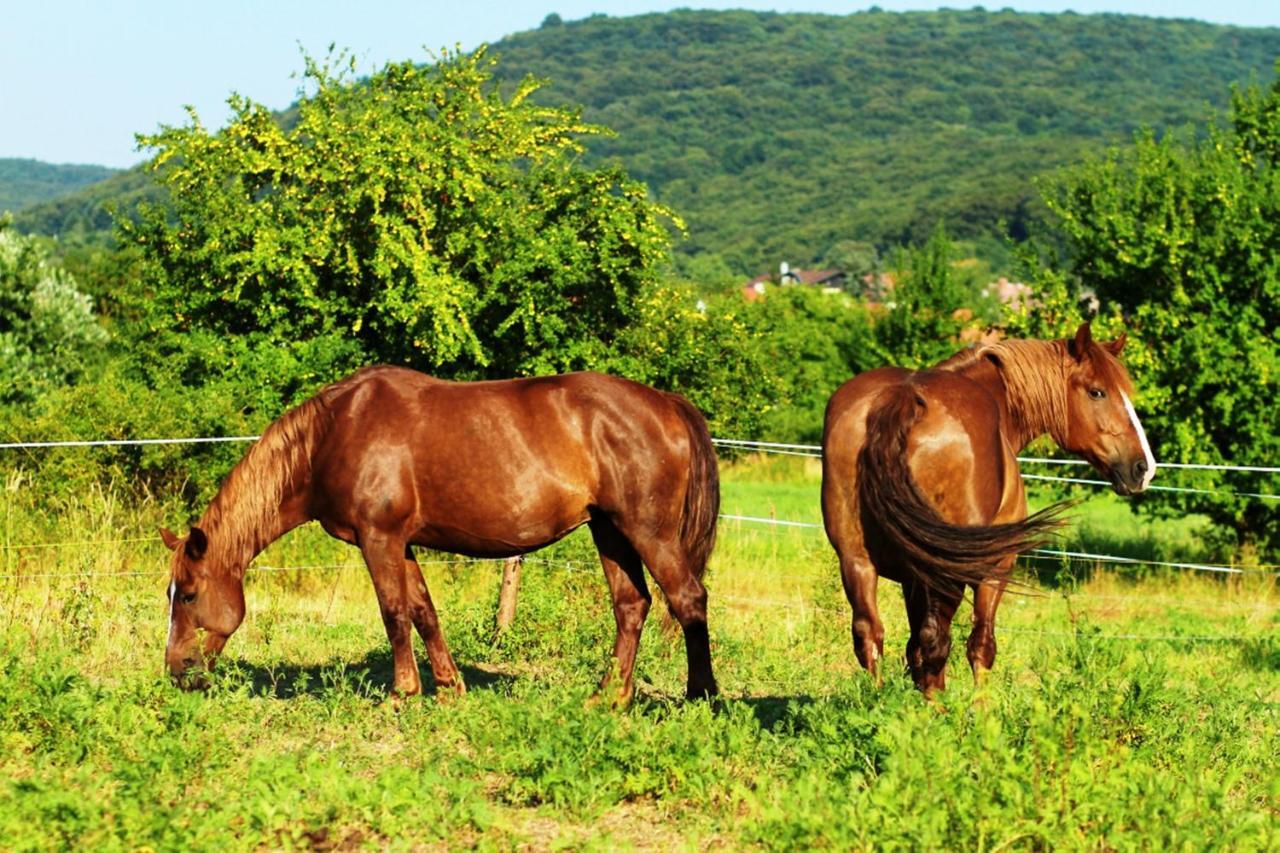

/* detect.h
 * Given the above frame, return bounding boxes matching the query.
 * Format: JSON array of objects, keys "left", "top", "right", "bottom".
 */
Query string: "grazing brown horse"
[
  {"left": 162, "top": 366, "right": 720, "bottom": 706},
  {"left": 822, "top": 323, "right": 1155, "bottom": 695}
]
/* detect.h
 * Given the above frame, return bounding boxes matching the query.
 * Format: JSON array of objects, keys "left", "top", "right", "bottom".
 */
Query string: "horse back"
[{"left": 308, "top": 367, "right": 695, "bottom": 554}]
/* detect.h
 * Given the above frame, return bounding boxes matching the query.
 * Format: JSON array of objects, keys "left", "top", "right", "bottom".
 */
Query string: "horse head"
[
  {"left": 160, "top": 525, "right": 245, "bottom": 689},
  {"left": 1061, "top": 322, "right": 1156, "bottom": 496}
]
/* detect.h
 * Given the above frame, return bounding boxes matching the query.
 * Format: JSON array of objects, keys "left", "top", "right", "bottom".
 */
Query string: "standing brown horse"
[
  {"left": 162, "top": 366, "right": 720, "bottom": 706},
  {"left": 822, "top": 323, "right": 1155, "bottom": 694}
]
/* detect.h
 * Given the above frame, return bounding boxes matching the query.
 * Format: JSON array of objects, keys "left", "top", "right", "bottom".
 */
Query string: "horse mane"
[
  {"left": 195, "top": 392, "right": 335, "bottom": 576},
  {"left": 938, "top": 336, "right": 1133, "bottom": 447}
]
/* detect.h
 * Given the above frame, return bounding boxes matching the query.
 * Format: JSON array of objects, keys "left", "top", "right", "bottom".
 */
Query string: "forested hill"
[
  {"left": 0, "top": 159, "right": 117, "bottom": 215},
  {"left": 488, "top": 9, "right": 1280, "bottom": 271},
  {"left": 15, "top": 9, "right": 1280, "bottom": 271}
]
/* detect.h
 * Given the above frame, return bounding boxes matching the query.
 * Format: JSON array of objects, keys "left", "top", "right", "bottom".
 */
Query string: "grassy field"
[{"left": 1, "top": 458, "right": 1277, "bottom": 849}]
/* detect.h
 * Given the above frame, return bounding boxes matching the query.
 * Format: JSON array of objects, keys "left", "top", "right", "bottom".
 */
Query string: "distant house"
[
  {"left": 780, "top": 265, "right": 847, "bottom": 290},
  {"left": 742, "top": 262, "right": 848, "bottom": 299},
  {"left": 742, "top": 275, "right": 770, "bottom": 302}
]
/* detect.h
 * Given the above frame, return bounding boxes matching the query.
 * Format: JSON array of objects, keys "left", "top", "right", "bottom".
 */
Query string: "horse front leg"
[
  {"left": 968, "top": 567, "right": 1011, "bottom": 686},
  {"left": 405, "top": 549, "right": 465, "bottom": 698},
  {"left": 359, "top": 533, "right": 422, "bottom": 699}
]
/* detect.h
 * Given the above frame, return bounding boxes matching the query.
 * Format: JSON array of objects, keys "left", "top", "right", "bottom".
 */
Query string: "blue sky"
[{"left": 3, "top": 1, "right": 1278, "bottom": 169}]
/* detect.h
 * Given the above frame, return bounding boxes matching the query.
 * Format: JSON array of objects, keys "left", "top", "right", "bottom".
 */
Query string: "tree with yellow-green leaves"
[{"left": 124, "top": 48, "right": 679, "bottom": 402}]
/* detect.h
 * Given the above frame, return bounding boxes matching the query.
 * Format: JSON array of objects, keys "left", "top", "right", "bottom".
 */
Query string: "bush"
[{"left": 0, "top": 219, "right": 107, "bottom": 402}]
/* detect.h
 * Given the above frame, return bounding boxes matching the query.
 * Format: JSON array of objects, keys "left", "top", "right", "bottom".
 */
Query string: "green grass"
[{"left": 0, "top": 459, "right": 1276, "bottom": 848}]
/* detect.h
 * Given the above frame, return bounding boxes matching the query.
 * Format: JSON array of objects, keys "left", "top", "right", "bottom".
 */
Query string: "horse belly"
[{"left": 410, "top": 454, "right": 593, "bottom": 557}]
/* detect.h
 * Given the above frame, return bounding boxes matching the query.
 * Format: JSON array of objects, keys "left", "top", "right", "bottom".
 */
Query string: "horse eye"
[
  {"left": 1088, "top": 388, "right": 1106, "bottom": 400},
  {"left": 180, "top": 592, "right": 197, "bottom": 605}
]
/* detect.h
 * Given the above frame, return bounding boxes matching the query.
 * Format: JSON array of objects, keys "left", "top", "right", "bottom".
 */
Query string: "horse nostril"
[
  {"left": 1133, "top": 460, "right": 1148, "bottom": 480},
  {"left": 181, "top": 657, "right": 198, "bottom": 669}
]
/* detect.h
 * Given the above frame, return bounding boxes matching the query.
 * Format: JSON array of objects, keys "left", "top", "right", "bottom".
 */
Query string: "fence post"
[{"left": 495, "top": 555, "right": 522, "bottom": 634}]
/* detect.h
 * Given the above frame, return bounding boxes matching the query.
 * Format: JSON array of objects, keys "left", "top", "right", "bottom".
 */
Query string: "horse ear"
[
  {"left": 160, "top": 527, "right": 181, "bottom": 551},
  {"left": 1104, "top": 331, "right": 1127, "bottom": 355},
  {"left": 1069, "top": 322, "right": 1093, "bottom": 360},
  {"left": 185, "top": 527, "right": 209, "bottom": 561}
]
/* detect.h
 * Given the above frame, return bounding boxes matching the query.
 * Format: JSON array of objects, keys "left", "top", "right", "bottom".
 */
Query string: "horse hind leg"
[
  {"left": 838, "top": 550, "right": 885, "bottom": 684},
  {"left": 404, "top": 548, "right": 465, "bottom": 698},
  {"left": 587, "top": 516, "right": 651, "bottom": 709},
  {"left": 903, "top": 579, "right": 961, "bottom": 698},
  {"left": 617, "top": 525, "right": 717, "bottom": 700}
]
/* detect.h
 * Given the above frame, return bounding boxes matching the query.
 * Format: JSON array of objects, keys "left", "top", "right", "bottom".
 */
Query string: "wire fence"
[
  {"left": 719, "top": 512, "right": 1280, "bottom": 576},
  {"left": 712, "top": 439, "right": 1280, "bottom": 501},
  {"left": 4, "top": 554, "right": 1269, "bottom": 645},
  {"left": 711, "top": 437, "right": 1280, "bottom": 474},
  {"left": 1, "top": 432, "right": 1276, "bottom": 497},
  {"left": 0, "top": 433, "right": 1276, "bottom": 647}
]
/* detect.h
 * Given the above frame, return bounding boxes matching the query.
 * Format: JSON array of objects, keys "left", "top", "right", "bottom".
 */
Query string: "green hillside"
[
  {"left": 490, "top": 9, "right": 1280, "bottom": 271},
  {"left": 0, "top": 158, "right": 117, "bottom": 216},
  {"left": 16, "top": 9, "right": 1280, "bottom": 270},
  {"left": 12, "top": 166, "right": 160, "bottom": 247}
]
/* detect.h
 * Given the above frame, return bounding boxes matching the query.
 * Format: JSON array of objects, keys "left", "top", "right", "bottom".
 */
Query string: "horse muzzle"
[
  {"left": 1109, "top": 458, "right": 1151, "bottom": 496},
  {"left": 166, "top": 633, "right": 227, "bottom": 690}
]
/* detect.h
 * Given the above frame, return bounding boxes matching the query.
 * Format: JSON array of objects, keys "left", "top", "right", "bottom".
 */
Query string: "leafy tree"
[
  {"left": 0, "top": 218, "right": 107, "bottom": 401},
  {"left": 821, "top": 240, "right": 880, "bottom": 289},
  {"left": 124, "top": 47, "right": 678, "bottom": 407},
  {"left": 607, "top": 284, "right": 780, "bottom": 438},
  {"left": 748, "top": 288, "right": 878, "bottom": 441},
  {"left": 1016, "top": 65, "right": 1280, "bottom": 557},
  {"left": 873, "top": 222, "right": 987, "bottom": 369}
]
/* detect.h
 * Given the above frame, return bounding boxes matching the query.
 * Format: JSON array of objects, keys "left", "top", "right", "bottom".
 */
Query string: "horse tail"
[
  {"left": 857, "top": 382, "right": 1068, "bottom": 595},
  {"left": 669, "top": 393, "right": 720, "bottom": 581}
]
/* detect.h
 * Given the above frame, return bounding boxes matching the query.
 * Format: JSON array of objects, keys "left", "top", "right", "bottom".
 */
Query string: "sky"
[{"left": 3, "top": 1, "right": 1278, "bottom": 169}]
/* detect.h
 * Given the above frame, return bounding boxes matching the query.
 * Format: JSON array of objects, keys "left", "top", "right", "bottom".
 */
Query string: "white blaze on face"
[
  {"left": 167, "top": 580, "right": 177, "bottom": 648},
  {"left": 1121, "top": 391, "right": 1156, "bottom": 489}
]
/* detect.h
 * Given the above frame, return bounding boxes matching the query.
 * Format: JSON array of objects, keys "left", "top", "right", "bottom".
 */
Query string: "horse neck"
[
  {"left": 954, "top": 339, "right": 1071, "bottom": 451},
  {"left": 197, "top": 407, "right": 322, "bottom": 577}
]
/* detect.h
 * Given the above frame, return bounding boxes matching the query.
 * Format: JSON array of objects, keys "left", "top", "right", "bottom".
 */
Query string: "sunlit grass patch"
[{"left": 0, "top": 469, "right": 1276, "bottom": 848}]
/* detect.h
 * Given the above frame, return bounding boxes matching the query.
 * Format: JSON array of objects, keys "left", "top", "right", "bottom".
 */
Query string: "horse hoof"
[
  {"left": 685, "top": 681, "right": 719, "bottom": 701},
  {"left": 435, "top": 679, "right": 466, "bottom": 702},
  {"left": 585, "top": 688, "right": 633, "bottom": 711}
]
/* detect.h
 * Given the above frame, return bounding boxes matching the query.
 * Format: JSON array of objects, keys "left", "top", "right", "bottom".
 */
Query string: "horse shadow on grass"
[
  {"left": 220, "top": 649, "right": 516, "bottom": 701},
  {"left": 736, "top": 694, "right": 825, "bottom": 731},
  {"left": 627, "top": 687, "right": 827, "bottom": 733}
]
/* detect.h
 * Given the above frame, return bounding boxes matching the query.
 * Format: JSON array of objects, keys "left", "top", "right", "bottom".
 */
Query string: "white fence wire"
[
  {"left": 711, "top": 437, "right": 1280, "bottom": 473},
  {"left": 4, "top": 433, "right": 1276, "bottom": 499},
  {"left": 0, "top": 433, "right": 1276, "bottom": 647},
  {"left": 711, "top": 439, "right": 1280, "bottom": 501}
]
